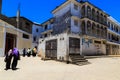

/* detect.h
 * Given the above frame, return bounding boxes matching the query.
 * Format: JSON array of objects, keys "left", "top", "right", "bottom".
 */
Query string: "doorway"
[
  {"left": 45, "top": 39, "right": 57, "bottom": 59},
  {"left": 69, "top": 37, "right": 80, "bottom": 55},
  {"left": 5, "top": 33, "right": 17, "bottom": 55}
]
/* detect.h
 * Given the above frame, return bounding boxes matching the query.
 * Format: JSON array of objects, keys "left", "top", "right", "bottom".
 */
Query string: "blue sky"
[{"left": 2, "top": 0, "right": 120, "bottom": 23}]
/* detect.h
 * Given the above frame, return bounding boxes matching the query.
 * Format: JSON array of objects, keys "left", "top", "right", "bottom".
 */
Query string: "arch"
[
  {"left": 101, "top": 26, "right": 104, "bottom": 37},
  {"left": 100, "top": 13, "right": 103, "bottom": 24},
  {"left": 104, "top": 15, "right": 107, "bottom": 25},
  {"left": 104, "top": 27, "right": 107, "bottom": 38},
  {"left": 87, "top": 6, "right": 91, "bottom": 19},
  {"left": 81, "top": 5, "right": 85, "bottom": 18},
  {"left": 87, "top": 21, "right": 91, "bottom": 34},
  {"left": 108, "top": 22, "right": 110, "bottom": 28},
  {"left": 111, "top": 24, "right": 113, "bottom": 30},
  {"left": 92, "top": 8, "right": 95, "bottom": 20},
  {"left": 92, "top": 23, "right": 96, "bottom": 35},
  {"left": 97, "top": 24, "right": 100, "bottom": 36},
  {"left": 96, "top": 11, "right": 99, "bottom": 22},
  {"left": 81, "top": 21, "right": 86, "bottom": 34}
]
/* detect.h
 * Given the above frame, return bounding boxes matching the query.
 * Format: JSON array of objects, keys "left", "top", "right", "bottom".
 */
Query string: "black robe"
[
  {"left": 23, "top": 49, "right": 26, "bottom": 57},
  {"left": 4, "top": 53, "right": 12, "bottom": 69},
  {"left": 12, "top": 51, "right": 20, "bottom": 70}
]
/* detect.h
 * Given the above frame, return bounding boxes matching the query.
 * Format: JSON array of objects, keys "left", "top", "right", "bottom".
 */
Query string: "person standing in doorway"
[
  {"left": 4, "top": 49, "right": 13, "bottom": 70},
  {"left": 12, "top": 48, "right": 20, "bottom": 70}
]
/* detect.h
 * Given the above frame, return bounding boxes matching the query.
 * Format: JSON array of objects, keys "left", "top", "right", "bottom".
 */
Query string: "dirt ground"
[{"left": 0, "top": 56, "right": 120, "bottom": 80}]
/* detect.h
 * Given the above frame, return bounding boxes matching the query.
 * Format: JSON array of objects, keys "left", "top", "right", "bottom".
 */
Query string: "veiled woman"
[
  {"left": 12, "top": 48, "right": 20, "bottom": 70},
  {"left": 4, "top": 49, "right": 12, "bottom": 70}
]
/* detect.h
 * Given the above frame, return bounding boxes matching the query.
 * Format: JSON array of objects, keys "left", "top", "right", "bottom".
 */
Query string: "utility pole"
[
  {"left": 16, "top": 3, "right": 20, "bottom": 30},
  {"left": 16, "top": 3, "right": 20, "bottom": 48}
]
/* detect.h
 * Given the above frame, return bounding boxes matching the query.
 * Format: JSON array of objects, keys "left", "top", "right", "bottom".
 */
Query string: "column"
[
  {"left": 85, "top": 20, "right": 87, "bottom": 34},
  {"left": 85, "top": 5, "right": 87, "bottom": 17}
]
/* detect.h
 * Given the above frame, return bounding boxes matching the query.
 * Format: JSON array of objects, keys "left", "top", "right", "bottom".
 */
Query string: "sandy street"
[{"left": 0, "top": 56, "right": 120, "bottom": 80}]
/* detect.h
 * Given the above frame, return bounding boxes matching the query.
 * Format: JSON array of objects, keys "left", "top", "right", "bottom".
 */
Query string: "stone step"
[
  {"left": 76, "top": 61, "right": 90, "bottom": 66},
  {"left": 69, "top": 54, "right": 88, "bottom": 65},
  {"left": 72, "top": 59, "right": 88, "bottom": 63},
  {"left": 71, "top": 58, "right": 86, "bottom": 60}
]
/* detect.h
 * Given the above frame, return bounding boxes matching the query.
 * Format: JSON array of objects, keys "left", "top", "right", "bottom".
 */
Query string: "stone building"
[{"left": 38, "top": 0, "right": 120, "bottom": 62}]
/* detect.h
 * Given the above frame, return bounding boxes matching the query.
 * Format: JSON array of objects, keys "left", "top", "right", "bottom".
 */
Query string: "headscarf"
[
  {"left": 13, "top": 48, "right": 19, "bottom": 56},
  {"left": 8, "top": 49, "right": 12, "bottom": 56}
]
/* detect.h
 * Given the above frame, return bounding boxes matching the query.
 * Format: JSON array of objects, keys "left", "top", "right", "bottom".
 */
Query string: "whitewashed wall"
[
  {"left": 82, "top": 43, "right": 106, "bottom": 55},
  {"left": 57, "top": 33, "right": 68, "bottom": 60},
  {"left": 38, "top": 33, "right": 68, "bottom": 60},
  {"left": 32, "top": 24, "right": 43, "bottom": 48}
]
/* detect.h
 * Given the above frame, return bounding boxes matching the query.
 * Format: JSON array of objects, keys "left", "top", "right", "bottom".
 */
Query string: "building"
[
  {"left": 9, "top": 17, "right": 33, "bottom": 34},
  {"left": 41, "top": 18, "right": 54, "bottom": 38},
  {"left": 107, "top": 16, "right": 120, "bottom": 55},
  {"left": 0, "top": 16, "right": 33, "bottom": 56},
  {"left": 0, "top": 0, "right": 34, "bottom": 56},
  {"left": 32, "top": 23, "right": 43, "bottom": 49},
  {"left": 38, "top": 0, "right": 120, "bottom": 62}
]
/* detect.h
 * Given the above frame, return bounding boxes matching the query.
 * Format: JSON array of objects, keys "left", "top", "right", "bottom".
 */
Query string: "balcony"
[{"left": 108, "top": 39, "right": 120, "bottom": 44}]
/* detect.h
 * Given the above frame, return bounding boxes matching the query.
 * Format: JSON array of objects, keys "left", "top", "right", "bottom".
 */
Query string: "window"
[
  {"left": 33, "top": 36, "right": 36, "bottom": 42},
  {"left": 74, "top": 4, "right": 78, "bottom": 10},
  {"left": 36, "top": 28, "right": 39, "bottom": 32},
  {"left": 94, "top": 41, "right": 101, "bottom": 44},
  {"left": 108, "top": 22, "right": 110, "bottom": 28},
  {"left": 44, "top": 34, "right": 47, "bottom": 37},
  {"left": 23, "top": 34, "right": 29, "bottom": 39},
  {"left": 111, "top": 24, "right": 113, "bottom": 30},
  {"left": 108, "top": 33, "right": 111, "bottom": 39},
  {"left": 25, "top": 22, "right": 30, "bottom": 29},
  {"left": 45, "top": 25, "right": 48, "bottom": 30},
  {"left": 81, "top": 6, "right": 85, "bottom": 18},
  {"left": 74, "top": 20, "right": 78, "bottom": 26},
  {"left": 87, "top": 6, "right": 91, "bottom": 19}
]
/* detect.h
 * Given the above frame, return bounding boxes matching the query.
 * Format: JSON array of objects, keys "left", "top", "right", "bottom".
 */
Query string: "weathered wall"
[
  {"left": 0, "top": 25, "right": 5, "bottom": 56},
  {"left": 38, "top": 33, "right": 68, "bottom": 60},
  {"left": 82, "top": 43, "right": 106, "bottom": 55},
  {"left": 0, "top": 20, "right": 32, "bottom": 56},
  {"left": 38, "top": 33, "right": 106, "bottom": 61}
]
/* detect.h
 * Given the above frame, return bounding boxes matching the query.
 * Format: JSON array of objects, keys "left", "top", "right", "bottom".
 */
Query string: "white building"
[
  {"left": 107, "top": 17, "right": 120, "bottom": 55},
  {"left": 32, "top": 23, "right": 43, "bottom": 49},
  {"left": 38, "top": 0, "right": 120, "bottom": 63}
]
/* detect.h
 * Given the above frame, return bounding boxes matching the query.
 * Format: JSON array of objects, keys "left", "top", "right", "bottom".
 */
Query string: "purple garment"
[{"left": 13, "top": 48, "right": 19, "bottom": 56}]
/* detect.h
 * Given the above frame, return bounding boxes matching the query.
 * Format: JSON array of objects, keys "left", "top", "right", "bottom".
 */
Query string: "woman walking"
[
  {"left": 12, "top": 48, "right": 20, "bottom": 70},
  {"left": 4, "top": 49, "right": 13, "bottom": 70}
]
